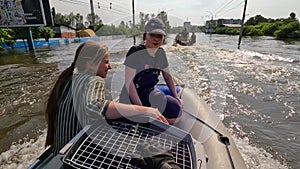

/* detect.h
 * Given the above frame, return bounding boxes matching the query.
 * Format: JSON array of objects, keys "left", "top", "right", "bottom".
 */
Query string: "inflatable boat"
[{"left": 29, "top": 84, "right": 247, "bottom": 169}]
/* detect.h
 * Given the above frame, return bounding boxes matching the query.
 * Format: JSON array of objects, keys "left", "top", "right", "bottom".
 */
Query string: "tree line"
[
  {"left": 0, "top": 9, "right": 176, "bottom": 50},
  {"left": 1, "top": 10, "right": 299, "bottom": 51},
  {"left": 215, "top": 12, "right": 300, "bottom": 40}
]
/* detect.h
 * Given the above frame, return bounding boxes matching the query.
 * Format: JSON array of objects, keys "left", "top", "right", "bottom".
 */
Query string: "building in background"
[
  {"left": 183, "top": 21, "right": 192, "bottom": 32},
  {"left": 205, "top": 18, "right": 241, "bottom": 33}
]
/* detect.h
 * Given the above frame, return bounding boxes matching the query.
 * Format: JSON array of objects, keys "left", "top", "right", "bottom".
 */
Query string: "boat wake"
[{"left": 0, "top": 38, "right": 296, "bottom": 169}]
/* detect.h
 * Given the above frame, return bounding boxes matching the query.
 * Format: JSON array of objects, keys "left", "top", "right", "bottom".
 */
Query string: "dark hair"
[
  {"left": 45, "top": 43, "right": 85, "bottom": 147},
  {"left": 45, "top": 41, "right": 108, "bottom": 147}
]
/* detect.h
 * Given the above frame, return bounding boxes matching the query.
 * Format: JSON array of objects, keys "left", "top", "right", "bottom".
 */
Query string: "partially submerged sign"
[{"left": 0, "top": 0, "right": 53, "bottom": 27}]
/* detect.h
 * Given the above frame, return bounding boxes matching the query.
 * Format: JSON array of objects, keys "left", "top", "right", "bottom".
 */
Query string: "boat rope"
[{"left": 184, "top": 111, "right": 235, "bottom": 169}]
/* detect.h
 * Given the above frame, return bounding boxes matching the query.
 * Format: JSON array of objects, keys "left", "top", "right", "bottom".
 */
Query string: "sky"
[{"left": 49, "top": 0, "right": 300, "bottom": 26}]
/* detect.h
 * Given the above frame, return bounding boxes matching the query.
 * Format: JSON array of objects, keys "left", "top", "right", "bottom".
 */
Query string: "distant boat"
[
  {"left": 173, "top": 31, "right": 196, "bottom": 46},
  {"left": 173, "top": 31, "right": 191, "bottom": 46}
]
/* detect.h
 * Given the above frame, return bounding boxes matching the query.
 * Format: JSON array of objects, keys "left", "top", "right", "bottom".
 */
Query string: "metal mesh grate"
[{"left": 63, "top": 121, "right": 194, "bottom": 169}]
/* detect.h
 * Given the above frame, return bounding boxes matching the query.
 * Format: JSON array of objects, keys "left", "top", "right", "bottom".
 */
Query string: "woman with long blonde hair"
[{"left": 45, "top": 41, "right": 168, "bottom": 154}]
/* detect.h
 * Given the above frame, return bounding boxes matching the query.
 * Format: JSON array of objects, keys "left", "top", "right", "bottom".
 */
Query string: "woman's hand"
[{"left": 145, "top": 107, "right": 169, "bottom": 124}]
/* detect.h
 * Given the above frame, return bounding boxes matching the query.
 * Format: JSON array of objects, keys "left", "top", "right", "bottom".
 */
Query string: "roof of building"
[{"left": 222, "top": 24, "right": 241, "bottom": 28}]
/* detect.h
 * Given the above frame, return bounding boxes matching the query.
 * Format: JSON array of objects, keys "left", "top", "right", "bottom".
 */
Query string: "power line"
[
  {"left": 57, "top": 0, "right": 130, "bottom": 16},
  {"left": 58, "top": 0, "right": 89, "bottom": 6},
  {"left": 217, "top": 1, "right": 244, "bottom": 16},
  {"left": 95, "top": 1, "right": 131, "bottom": 15},
  {"left": 215, "top": 0, "right": 236, "bottom": 16},
  {"left": 213, "top": 0, "right": 231, "bottom": 14},
  {"left": 205, "top": 0, "right": 244, "bottom": 19},
  {"left": 98, "top": 6, "right": 130, "bottom": 16},
  {"left": 103, "top": 0, "right": 130, "bottom": 12}
]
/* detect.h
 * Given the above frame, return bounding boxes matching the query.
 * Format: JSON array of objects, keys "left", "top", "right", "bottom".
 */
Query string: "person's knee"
[
  {"left": 149, "top": 90, "right": 167, "bottom": 111},
  {"left": 149, "top": 91, "right": 182, "bottom": 124},
  {"left": 162, "top": 96, "right": 182, "bottom": 120}
]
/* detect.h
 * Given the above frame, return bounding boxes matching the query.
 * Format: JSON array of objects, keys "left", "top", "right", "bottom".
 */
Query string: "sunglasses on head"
[{"left": 148, "top": 33, "right": 164, "bottom": 39}]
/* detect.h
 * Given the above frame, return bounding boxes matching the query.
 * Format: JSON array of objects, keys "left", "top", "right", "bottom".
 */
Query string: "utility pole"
[
  {"left": 90, "top": 0, "right": 95, "bottom": 27},
  {"left": 132, "top": 0, "right": 136, "bottom": 45},
  {"left": 209, "top": 15, "right": 213, "bottom": 39},
  {"left": 238, "top": 0, "right": 248, "bottom": 49},
  {"left": 206, "top": 11, "right": 214, "bottom": 39}
]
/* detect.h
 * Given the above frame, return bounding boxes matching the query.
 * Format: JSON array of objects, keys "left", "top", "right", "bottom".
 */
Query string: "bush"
[
  {"left": 0, "top": 28, "right": 16, "bottom": 47},
  {"left": 274, "top": 21, "right": 300, "bottom": 39},
  {"left": 40, "top": 27, "right": 56, "bottom": 41},
  {"left": 215, "top": 27, "right": 240, "bottom": 35},
  {"left": 243, "top": 25, "right": 264, "bottom": 36},
  {"left": 259, "top": 23, "right": 279, "bottom": 36}
]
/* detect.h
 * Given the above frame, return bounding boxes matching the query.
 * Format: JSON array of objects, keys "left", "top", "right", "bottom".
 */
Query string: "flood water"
[{"left": 0, "top": 33, "right": 299, "bottom": 169}]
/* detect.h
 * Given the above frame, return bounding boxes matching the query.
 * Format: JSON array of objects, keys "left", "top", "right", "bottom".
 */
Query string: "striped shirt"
[{"left": 52, "top": 73, "right": 110, "bottom": 155}]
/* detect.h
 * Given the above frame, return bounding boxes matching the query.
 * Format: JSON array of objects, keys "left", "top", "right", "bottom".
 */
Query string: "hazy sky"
[{"left": 50, "top": 0, "right": 300, "bottom": 26}]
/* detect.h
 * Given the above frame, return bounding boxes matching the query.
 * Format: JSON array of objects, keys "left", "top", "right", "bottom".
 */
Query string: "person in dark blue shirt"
[{"left": 120, "top": 18, "right": 183, "bottom": 124}]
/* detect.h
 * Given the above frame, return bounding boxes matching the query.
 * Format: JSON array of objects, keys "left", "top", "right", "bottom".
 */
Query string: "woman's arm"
[
  {"left": 85, "top": 76, "right": 168, "bottom": 124},
  {"left": 105, "top": 101, "right": 168, "bottom": 124},
  {"left": 125, "top": 66, "right": 143, "bottom": 105}
]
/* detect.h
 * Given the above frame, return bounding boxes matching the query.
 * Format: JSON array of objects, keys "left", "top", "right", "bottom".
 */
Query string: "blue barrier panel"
[{"left": 1, "top": 37, "right": 101, "bottom": 49}]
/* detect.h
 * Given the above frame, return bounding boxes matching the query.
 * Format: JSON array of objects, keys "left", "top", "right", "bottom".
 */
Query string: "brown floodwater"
[{"left": 0, "top": 50, "right": 60, "bottom": 153}]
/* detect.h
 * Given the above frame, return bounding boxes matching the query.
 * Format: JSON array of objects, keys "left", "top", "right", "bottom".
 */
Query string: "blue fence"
[{"left": 1, "top": 37, "right": 101, "bottom": 49}]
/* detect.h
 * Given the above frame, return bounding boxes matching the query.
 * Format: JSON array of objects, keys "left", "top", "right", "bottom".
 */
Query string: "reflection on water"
[{"left": 0, "top": 51, "right": 38, "bottom": 65}]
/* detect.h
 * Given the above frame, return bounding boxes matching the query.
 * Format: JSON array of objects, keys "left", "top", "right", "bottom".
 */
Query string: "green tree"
[
  {"left": 243, "top": 25, "right": 264, "bottom": 36},
  {"left": 10, "top": 27, "right": 41, "bottom": 40},
  {"left": 41, "top": 27, "right": 56, "bottom": 42},
  {"left": 118, "top": 21, "right": 130, "bottom": 35},
  {"left": 274, "top": 21, "right": 300, "bottom": 39},
  {"left": 67, "top": 12, "right": 76, "bottom": 27},
  {"left": 259, "top": 23, "right": 279, "bottom": 36},
  {"left": 1, "top": 27, "right": 42, "bottom": 49},
  {"left": 86, "top": 13, "right": 103, "bottom": 32},
  {"left": 53, "top": 13, "right": 69, "bottom": 26},
  {"left": 75, "top": 13, "right": 85, "bottom": 29},
  {"left": 53, "top": 10, "right": 83, "bottom": 29},
  {"left": 136, "top": 11, "right": 171, "bottom": 34},
  {"left": 0, "top": 28, "right": 15, "bottom": 50},
  {"left": 10, "top": 28, "right": 27, "bottom": 48},
  {"left": 215, "top": 27, "right": 239, "bottom": 35},
  {"left": 289, "top": 12, "right": 296, "bottom": 20},
  {"left": 31, "top": 27, "right": 42, "bottom": 39},
  {"left": 96, "top": 25, "right": 115, "bottom": 36},
  {"left": 138, "top": 12, "right": 150, "bottom": 33},
  {"left": 157, "top": 11, "right": 171, "bottom": 33},
  {"left": 245, "top": 14, "right": 270, "bottom": 25},
  {"left": 12, "top": 28, "right": 26, "bottom": 39}
]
